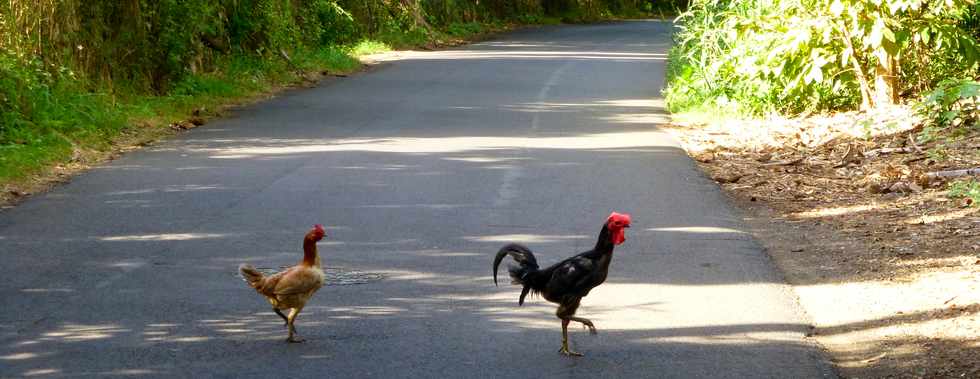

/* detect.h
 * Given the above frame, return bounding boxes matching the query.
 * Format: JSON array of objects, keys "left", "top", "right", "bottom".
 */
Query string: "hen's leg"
[
  {"left": 286, "top": 307, "right": 305, "bottom": 343},
  {"left": 556, "top": 298, "right": 584, "bottom": 357},
  {"left": 570, "top": 316, "right": 597, "bottom": 335},
  {"left": 273, "top": 308, "right": 288, "bottom": 326}
]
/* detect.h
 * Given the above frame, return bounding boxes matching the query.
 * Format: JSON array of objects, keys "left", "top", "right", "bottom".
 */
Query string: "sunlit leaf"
[
  {"left": 868, "top": 17, "right": 885, "bottom": 48},
  {"left": 830, "top": 0, "right": 844, "bottom": 16},
  {"left": 882, "top": 24, "right": 895, "bottom": 43},
  {"left": 804, "top": 64, "right": 824, "bottom": 84}
]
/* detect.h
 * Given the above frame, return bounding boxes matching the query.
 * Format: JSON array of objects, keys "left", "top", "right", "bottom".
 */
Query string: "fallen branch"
[
  {"left": 907, "top": 133, "right": 923, "bottom": 153},
  {"left": 903, "top": 156, "right": 927, "bottom": 165},
  {"left": 862, "top": 146, "right": 914, "bottom": 158},
  {"left": 834, "top": 144, "right": 862, "bottom": 167},
  {"left": 763, "top": 157, "right": 804, "bottom": 166},
  {"left": 924, "top": 167, "right": 980, "bottom": 181},
  {"left": 279, "top": 49, "right": 314, "bottom": 82}
]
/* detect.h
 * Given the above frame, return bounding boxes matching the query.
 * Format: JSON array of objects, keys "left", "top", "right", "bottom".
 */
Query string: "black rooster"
[{"left": 492, "top": 212, "right": 632, "bottom": 356}]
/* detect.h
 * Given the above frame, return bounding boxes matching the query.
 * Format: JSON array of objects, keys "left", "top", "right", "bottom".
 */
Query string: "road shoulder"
[{"left": 663, "top": 108, "right": 980, "bottom": 378}]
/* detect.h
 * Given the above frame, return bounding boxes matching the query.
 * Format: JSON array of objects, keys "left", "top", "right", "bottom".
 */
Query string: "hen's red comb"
[{"left": 313, "top": 224, "right": 325, "bottom": 232}]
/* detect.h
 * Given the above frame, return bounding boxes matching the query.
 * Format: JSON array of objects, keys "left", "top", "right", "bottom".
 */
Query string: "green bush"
[
  {"left": 666, "top": 0, "right": 980, "bottom": 117},
  {"left": 914, "top": 79, "right": 980, "bottom": 143},
  {"left": 948, "top": 179, "right": 980, "bottom": 206}
]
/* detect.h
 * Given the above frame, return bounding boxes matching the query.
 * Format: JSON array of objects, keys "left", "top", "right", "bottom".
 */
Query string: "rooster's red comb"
[
  {"left": 313, "top": 224, "right": 324, "bottom": 232},
  {"left": 607, "top": 212, "right": 632, "bottom": 225}
]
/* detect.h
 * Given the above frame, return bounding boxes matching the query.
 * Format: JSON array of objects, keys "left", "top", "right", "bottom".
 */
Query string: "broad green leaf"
[
  {"left": 868, "top": 17, "right": 885, "bottom": 49},
  {"left": 804, "top": 64, "right": 824, "bottom": 84},
  {"left": 882, "top": 25, "right": 895, "bottom": 43}
]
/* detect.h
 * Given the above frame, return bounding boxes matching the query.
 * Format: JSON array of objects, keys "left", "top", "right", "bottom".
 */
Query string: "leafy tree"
[{"left": 668, "top": 0, "right": 980, "bottom": 115}]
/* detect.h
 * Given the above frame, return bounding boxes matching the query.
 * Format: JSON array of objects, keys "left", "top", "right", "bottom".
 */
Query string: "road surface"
[{"left": 0, "top": 21, "right": 835, "bottom": 378}]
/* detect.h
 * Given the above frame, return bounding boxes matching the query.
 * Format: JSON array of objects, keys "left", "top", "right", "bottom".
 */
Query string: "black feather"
[{"left": 492, "top": 243, "right": 545, "bottom": 306}]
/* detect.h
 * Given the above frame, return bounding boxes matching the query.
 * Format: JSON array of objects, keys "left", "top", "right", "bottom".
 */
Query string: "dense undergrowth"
[
  {"left": 0, "top": 0, "right": 667, "bottom": 184},
  {"left": 665, "top": 0, "right": 980, "bottom": 119}
]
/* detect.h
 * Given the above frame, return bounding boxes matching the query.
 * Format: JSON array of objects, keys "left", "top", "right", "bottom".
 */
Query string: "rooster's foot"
[
  {"left": 558, "top": 346, "right": 584, "bottom": 357},
  {"left": 582, "top": 324, "right": 597, "bottom": 335},
  {"left": 572, "top": 317, "right": 597, "bottom": 335},
  {"left": 286, "top": 336, "right": 306, "bottom": 343}
]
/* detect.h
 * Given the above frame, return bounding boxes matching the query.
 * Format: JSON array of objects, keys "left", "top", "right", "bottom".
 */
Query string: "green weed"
[{"left": 948, "top": 179, "right": 980, "bottom": 206}]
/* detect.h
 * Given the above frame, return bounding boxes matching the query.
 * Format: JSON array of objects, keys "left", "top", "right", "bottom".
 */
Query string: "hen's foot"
[{"left": 286, "top": 335, "right": 306, "bottom": 343}]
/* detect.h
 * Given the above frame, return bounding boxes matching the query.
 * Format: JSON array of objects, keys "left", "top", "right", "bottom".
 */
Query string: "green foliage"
[
  {"left": 308, "top": 0, "right": 358, "bottom": 45},
  {"left": 0, "top": 51, "right": 127, "bottom": 180},
  {"left": 913, "top": 79, "right": 979, "bottom": 153},
  {"left": 914, "top": 79, "right": 980, "bottom": 135},
  {"left": 926, "top": 146, "right": 949, "bottom": 161},
  {"left": 665, "top": 0, "right": 980, "bottom": 117},
  {"left": 445, "top": 22, "right": 485, "bottom": 36},
  {"left": 948, "top": 179, "right": 980, "bottom": 206},
  {"left": 350, "top": 40, "right": 392, "bottom": 56}
]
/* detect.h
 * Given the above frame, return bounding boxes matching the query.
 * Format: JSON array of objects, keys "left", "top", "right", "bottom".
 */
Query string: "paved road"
[{"left": 0, "top": 21, "right": 834, "bottom": 378}]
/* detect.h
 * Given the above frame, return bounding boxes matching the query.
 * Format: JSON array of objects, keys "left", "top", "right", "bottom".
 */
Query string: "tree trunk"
[
  {"left": 400, "top": 0, "right": 432, "bottom": 31},
  {"left": 837, "top": 20, "right": 875, "bottom": 111},
  {"left": 874, "top": 56, "right": 900, "bottom": 106}
]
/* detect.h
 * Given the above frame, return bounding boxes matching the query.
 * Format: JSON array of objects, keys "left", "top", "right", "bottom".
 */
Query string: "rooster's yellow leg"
[
  {"left": 570, "top": 316, "right": 597, "bottom": 335},
  {"left": 286, "top": 307, "right": 305, "bottom": 343},
  {"left": 558, "top": 319, "right": 583, "bottom": 357}
]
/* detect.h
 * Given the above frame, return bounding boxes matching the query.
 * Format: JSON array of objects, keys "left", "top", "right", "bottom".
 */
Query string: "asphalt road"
[{"left": 0, "top": 21, "right": 835, "bottom": 378}]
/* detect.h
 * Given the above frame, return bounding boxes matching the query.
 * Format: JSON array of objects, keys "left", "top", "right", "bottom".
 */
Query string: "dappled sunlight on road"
[
  {"left": 502, "top": 99, "right": 666, "bottom": 114},
  {"left": 600, "top": 112, "right": 670, "bottom": 124},
  {"left": 201, "top": 130, "right": 673, "bottom": 159},
  {"left": 0, "top": 352, "right": 47, "bottom": 361},
  {"left": 368, "top": 49, "right": 667, "bottom": 62},
  {"left": 441, "top": 156, "right": 532, "bottom": 164},
  {"left": 104, "top": 184, "right": 231, "bottom": 196},
  {"left": 98, "top": 233, "right": 233, "bottom": 242},
  {"left": 645, "top": 226, "right": 748, "bottom": 235},
  {"left": 37, "top": 324, "right": 130, "bottom": 343},
  {"left": 463, "top": 233, "right": 589, "bottom": 243}
]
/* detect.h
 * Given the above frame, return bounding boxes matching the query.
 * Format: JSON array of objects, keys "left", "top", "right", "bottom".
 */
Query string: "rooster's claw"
[{"left": 559, "top": 347, "right": 584, "bottom": 357}]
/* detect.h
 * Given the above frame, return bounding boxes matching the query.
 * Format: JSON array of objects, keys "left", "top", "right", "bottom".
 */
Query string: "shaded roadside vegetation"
[
  {"left": 665, "top": 0, "right": 980, "bottom": 116},
  {"left": 0, "top": 0, "right": 679, "bottom": 190}
]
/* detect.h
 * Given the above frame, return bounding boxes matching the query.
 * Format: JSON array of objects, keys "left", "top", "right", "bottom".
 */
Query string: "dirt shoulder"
[{"left": 664, "top": 107, "right": 980, "bottom": 378}]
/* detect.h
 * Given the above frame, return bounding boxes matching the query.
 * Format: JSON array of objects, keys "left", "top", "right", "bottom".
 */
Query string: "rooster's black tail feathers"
[{"left": 492, "top": 243, "right": 541, "bottom": 306}]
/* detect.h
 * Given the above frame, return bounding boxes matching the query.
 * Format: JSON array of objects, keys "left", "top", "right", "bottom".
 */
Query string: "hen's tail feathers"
[
  {"left": 239, "top": 264, "right": 265, "bottom": 288},
  {"left": 492, "top": 243, "right": 540, "bottom": 306}
]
